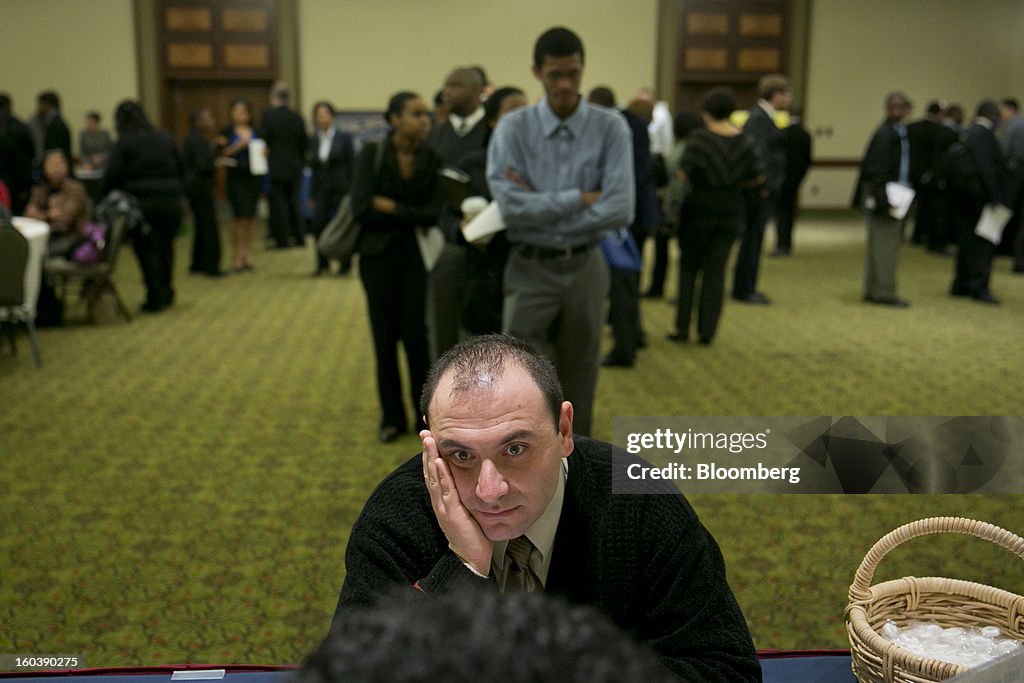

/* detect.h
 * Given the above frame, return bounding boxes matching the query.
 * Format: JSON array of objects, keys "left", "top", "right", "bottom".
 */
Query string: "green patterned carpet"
[{"left": 3, "top": 211, "right": 1024, "bottom": 666}]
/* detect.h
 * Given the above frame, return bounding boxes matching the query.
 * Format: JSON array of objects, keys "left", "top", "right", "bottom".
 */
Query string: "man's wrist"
[{"left": 450, "top": 545, "right": 491, "bottom": 577}]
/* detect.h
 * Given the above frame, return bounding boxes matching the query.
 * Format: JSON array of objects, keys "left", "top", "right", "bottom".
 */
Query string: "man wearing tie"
[
  {"left": 333, "top": 335, "right": 761, "bottom": 682},
  {"left": 854, "top": 91, "right": 914, "bottom": 307}
]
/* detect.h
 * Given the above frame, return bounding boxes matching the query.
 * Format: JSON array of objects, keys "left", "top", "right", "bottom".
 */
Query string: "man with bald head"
[
  {"left": 426, "top": 66, "right": 491, "bottom": 359},
  {"left": 333, "top": 334, "right": 761, "bottom": 682}
]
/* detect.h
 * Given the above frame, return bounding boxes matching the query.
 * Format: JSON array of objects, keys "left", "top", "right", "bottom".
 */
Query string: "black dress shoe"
[
  {"left": 698, "top": 337, "right": 713, "bottom": 346},
  {"left": 667, "top": 332, "right": 688, "bottom": 343},
  {"left": 601, "top": 355, "right": 634, "bottom": 368},
  {"left": 972, "top": 292, "right": 1000, "bottom": 304},
  {"left": 641, "top": 290, "right": 662, "bottom": 299},
  {"left": 140, "top": 301, "right": 165, "bottom": 313},
  {"left": 734, "top": 292, "right": 771, "bottom": 304}
]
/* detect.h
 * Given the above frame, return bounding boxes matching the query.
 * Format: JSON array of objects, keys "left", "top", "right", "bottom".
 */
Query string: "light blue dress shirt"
[{"left": 486, "top": 96, "right": 635, "bottom": 249}]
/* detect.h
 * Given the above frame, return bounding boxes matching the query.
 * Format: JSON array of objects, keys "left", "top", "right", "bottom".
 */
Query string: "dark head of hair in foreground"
[
  {"left": 301, "top": 588, "right": 676, "bottom": 683},
  {"left": 533, "top": 26, "right": 584, "bottom": 69},
  {"left": 420, "top": 334, "right": 563, "bottom": 429},
  {"left": 701, "top": 87, "right": 737, "bottom": 122}
]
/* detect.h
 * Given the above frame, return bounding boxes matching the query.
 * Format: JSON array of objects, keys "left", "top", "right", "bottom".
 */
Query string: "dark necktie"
[
  {"left": 505, "top": 536, "right": 539, "bottom": 593},
  {"left": 457, "top": 119, "right": 468, "bottom": 136}
]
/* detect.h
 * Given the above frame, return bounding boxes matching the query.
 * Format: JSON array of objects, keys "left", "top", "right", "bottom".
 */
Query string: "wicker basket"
[{"left": 845, "top": 517, "right": 1024, "bottom": 682}]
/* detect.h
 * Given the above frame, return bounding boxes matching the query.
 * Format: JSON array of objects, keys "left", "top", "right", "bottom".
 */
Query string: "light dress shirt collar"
[
  {"left": 492, "top": 458, "right": 568, "bottom": 588},
  {"left": 317, "top": 125, "right": 337, "bottom": 163},
  {"left": 538, "top": 95, "right": 588, "bottom": 139},
  {"left": 448, "top": 107, "right": 485, "bottom": 137},
  {"left": 757, "top": 99, "right": 777, "bottom": 120}
]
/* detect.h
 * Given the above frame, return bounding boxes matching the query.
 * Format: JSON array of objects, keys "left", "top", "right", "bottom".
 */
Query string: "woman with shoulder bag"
[{"left": 351, "top": 91, "right": 443, "bottom": 443}]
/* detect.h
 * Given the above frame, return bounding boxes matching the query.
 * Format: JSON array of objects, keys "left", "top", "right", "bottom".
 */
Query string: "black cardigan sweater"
[{"left": 333, "top": 436, "right": 761, "bottom": 682}]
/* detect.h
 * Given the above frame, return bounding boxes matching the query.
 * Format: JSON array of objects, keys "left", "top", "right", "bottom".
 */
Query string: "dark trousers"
[
  {"left": 606, "top": 266, "right": 641, "bottom": 363},
  {"left": 912, "top": 185, "right": 951, "bottom": 253},
  {"left": 134, "top": 206, "right": 182, "bottom": 308},
  {"left": 951, "top": 198, "right": 995, "bottom": 296},
  {"left": 774, "top": 183, "right": 799, "bottom": 254},
  {"left": 644, "top": 223, "right": 673, "bottom": 296},
  {"left": 268, "top": 175, "right": 303, "bottom": 247},
  {"left": 187, "top": 180, "right": 221, "bottom": 275},
  {"left": 676, "top": 216, "right": 738, "bottom": 342},
  {"left": 733, "top": 189, "right": 770, "bottom": 298},
  {"left": 359, "top": 239, "right": 430, "bottom": 431}
]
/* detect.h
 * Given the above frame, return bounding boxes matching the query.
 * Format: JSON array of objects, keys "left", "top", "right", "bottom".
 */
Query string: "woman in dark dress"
[
  {"left": 669, "top": 87, "right": 763, "bottom": 345},
  {"left": 351, "top": 92, "right": 442, "bottom": 442},
  {"left": 308, "top": 100, "right": 355, "bottom": 275},
  {"left": 102, "top": 100, "right": 184, "bottom": 312},
  {"left": 219, "top": 98, "right": 261, "bottom": 272},
  {"left": 182, "top": 107, "right": 222, "bottom": 277}
]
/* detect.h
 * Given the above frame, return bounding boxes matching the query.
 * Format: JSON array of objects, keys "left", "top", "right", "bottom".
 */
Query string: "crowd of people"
[{"left": 3, "top": 30, "right": 1024, "bottom": 432}]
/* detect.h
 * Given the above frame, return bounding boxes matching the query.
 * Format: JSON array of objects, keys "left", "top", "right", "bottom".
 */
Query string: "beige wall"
[
  {"left": 805, "top": 0, "right": 1023, "bottom": 160},
  {"left": 297, "top": 0, "right": 659, "bottom": 115},
  {"left": 0, "top": 0, "right": 138, "bottom": 156}
]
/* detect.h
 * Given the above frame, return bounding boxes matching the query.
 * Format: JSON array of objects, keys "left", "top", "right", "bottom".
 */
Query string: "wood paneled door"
[
  {"left": 157, "top": 0, "right": 282, "bottom": 141},
  {"left": 674, "top": 0, "right": 791, "bottom": 112}
]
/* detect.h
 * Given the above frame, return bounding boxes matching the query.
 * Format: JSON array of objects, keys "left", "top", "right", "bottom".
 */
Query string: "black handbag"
[{"left": 317, "top": 140, "right": 385, "bottom": 261}]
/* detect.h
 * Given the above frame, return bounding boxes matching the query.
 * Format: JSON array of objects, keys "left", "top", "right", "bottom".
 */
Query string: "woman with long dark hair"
[
  {"left": 308, "top": 100, "right": 355, "bottom": 275},
  {"left": 351, "top": 91, "right": 442, "bottom": 442},
  {"left": 102, "top": 99, "right": 184, "bottom": 312}
]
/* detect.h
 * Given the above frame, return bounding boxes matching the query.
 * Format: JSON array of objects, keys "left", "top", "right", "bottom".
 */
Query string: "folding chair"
[
  {"left": 44, "top": 213, "right": 133, "bottom": 323},
  {"left": 0, "top": 220, "right": 43, "bottom": 367}
]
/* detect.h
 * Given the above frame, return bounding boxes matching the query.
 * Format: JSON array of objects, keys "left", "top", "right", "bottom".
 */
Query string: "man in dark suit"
[
  {"left": 333, "top": 334, "right": 762, "bottom": 682},
  {"left": 734, "top": 74, "right": 790, "bottom": 303},
  {"left": 426, "top": 67, "right": 489, "bottom": 359},
  {"left": 36, "top": 90, "right": 72, "bottom": 164},
  {"left": 259, "top": 81, "right": 307, "bottom": 249},
  {"left": 950, "top": 100, "right": 1012, "bottom": 304},
  {"left": 0, "top": 92, "right": 37, "bottom": 215},
  {"left": 854, "top": 91, "right": 913, "bottom": 307},
  {"left": 907, "top": 101, "right": 957, "bottom": 253},
  {"left": 774, "top": 108, "right": 812, "bottom": 256}
]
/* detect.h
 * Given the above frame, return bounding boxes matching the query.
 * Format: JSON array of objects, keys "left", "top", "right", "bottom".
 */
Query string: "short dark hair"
[
  {"left": 884, "top": 91, "right": 912, "bottom": 111},
  {"left": 305, "top": 588, "right": 677, "bottom": 683},
  {"left": 925, "top": 100, "right": 943, "bottom": 115},
  {"left": 701, "top": 87, "right": 736, "bottom": 121},
  {"left": 114, "top": 99, "right": 151, "bottom": 134},
  {"left": 0, "top": 93, "right": 11, "bottom": 112},
  {"left": 38, "top": 91, "right": 60, "bottom": 109},
  {"left": 312, "top": 100, "right": 336, "bottom": 120},
  {"left": 384, "top": 91, "right": 420, "bottom": 126},
  {"left": 483, "top": 87, "right": 525, "bottom": 124},
  {"left": 229, "top": 98, "right": 253, "bottom": 122},
  {"left": 1001, "top": 98, "right": 1019, "bottom": 113},
  {"left": 468, "top": 65, "right": 490, "bottom": 88},
  {"left": 86, "top": 110, "right": 101, "bottom": 122},
  {"left": 420, "top": 334, "right": 563, "bottom": 429},
  {"left": 756, "top": 74, "right": 790, "bottom": 101},
  {"left": 533, "top": 27, "right": 584, "bottom": 70},
  {"left": 587, "top": 86, "right": 616, "bottom": 108},
  {"left": 673, "top": 109, "right": 703, "bottom": 140},
  {"left": 977, "top": 99, "right": 1001, "bottom": 122}
]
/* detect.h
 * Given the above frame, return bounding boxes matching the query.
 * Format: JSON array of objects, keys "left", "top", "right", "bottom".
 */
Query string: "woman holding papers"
[
  {"left": 219, "top": 98, "right": 262, "bottom": 273},
  {"left": 351, "top": 91, "right": 443, "bottom": 443},
  {"left": 102, "top": 100, "right": 184, "bottom": 313},
  {"left": 669, "top": 88, "right": 762, "bottom": 345}
]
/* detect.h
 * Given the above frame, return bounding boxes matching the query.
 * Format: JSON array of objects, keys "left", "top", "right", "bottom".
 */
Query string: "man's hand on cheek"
[{"left": 421, "top": 431, "right": 494, "bottom": 576}]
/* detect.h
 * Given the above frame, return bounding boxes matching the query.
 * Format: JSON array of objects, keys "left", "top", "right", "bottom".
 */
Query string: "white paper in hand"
[
  {"left": 974, "top": 204, "right": 1013, "bottom": 245},
  {"left": 415, "top": 226, "right": 446, "bottom": 272},
  {"left": 248, "top": 139, "right": 268, "bottom": 176},
  {"left": 462, "top": 201, "right": 506, "bottom": 244},
  {"left": 885, "top": 182, "right": 916, "bottom": 220}
]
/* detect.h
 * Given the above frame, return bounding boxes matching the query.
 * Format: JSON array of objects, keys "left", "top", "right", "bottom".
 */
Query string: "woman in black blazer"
[
  {"left": 308, "top": 100, "right": 355, "bottom": 275},
  {"left": 351, "top": 91, "right": 442, "bottom": 443}
]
